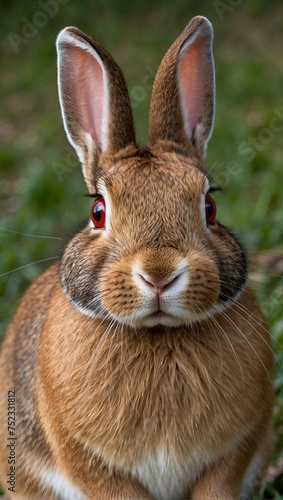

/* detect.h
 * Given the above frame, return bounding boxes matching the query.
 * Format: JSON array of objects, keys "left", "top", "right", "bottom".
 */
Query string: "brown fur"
[
  {"left": 0, "top": 16, "right": 273, "bottom": 500},
  {"left": 0, "top": 265, "right": 273, "bottom": 499}
]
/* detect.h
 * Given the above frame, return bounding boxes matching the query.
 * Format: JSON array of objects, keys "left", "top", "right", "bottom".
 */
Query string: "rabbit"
[{"left": 0, "top": 15, "right": 273, "bottom": 500}]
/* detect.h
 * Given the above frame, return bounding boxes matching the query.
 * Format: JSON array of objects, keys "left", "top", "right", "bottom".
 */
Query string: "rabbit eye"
[
  {"left": 90, "top": 197, "right": 106, "bottom": 229},
  {"left": 205, "top": 194, "right": 217, "bottom": 224}
]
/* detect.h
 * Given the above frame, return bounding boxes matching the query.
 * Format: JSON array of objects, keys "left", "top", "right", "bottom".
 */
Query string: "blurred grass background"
[{"left": 0, "top": 0, "right": 283, "bottom": 497}]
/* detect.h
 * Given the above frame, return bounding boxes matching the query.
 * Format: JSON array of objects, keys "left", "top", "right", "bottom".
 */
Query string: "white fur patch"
[
  {"left": 132, "top": 446, "right": 206, "bottom": 500},
  {"left": 97, "top": 181, "right": 112, "bottom": 233},
  {"left": 200, "top": 177, "right": 210, "bottom": 232},
  {"left": 39, "top": 468, "right": 88, "bottom": 500},
  {"left": 132, "top": 259, "right": 189, "bottom": 299}
]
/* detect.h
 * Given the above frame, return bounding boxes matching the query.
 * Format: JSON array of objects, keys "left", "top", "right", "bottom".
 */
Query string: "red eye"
[
  {"left": 205, "top": 194, "right": 217, "bottom": 224},
  {"left": 90, "top": 197, "right": 106, "bottom": 228}
]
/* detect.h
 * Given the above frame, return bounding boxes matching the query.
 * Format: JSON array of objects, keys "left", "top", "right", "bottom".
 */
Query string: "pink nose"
[{"left": 138, "top": 273, "right": 179, "bottom": 296}]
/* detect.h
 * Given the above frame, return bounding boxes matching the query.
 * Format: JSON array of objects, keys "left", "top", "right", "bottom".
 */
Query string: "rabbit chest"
[{"left": 39, "top": 290, "right": 263, "bottom": 497}]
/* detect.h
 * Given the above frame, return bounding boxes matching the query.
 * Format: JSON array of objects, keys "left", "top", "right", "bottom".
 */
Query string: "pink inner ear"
[
  {"left": 179, "top": 36, "right": 208, "bottom": 138},
  {"left": 66, "top": 45, "right": 105, "bottom": 150}
]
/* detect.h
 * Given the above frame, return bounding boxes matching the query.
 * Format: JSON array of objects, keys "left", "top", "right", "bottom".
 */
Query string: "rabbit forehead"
[{"left": 97, "top": 151, "right": 207, "bottom": 202}]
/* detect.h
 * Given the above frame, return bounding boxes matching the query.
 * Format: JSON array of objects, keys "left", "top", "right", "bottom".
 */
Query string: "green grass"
[{"left": 0, "top": 0, "right": 283, "bottom": 497}]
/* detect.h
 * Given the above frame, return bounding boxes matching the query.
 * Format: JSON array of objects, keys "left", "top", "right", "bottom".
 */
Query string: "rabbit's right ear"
[
  {"left": 149, "top": 16, "right": 214, "bottom": 161},
  {"left": 56, "top": 28, "right": 136, "bottom": 188}
]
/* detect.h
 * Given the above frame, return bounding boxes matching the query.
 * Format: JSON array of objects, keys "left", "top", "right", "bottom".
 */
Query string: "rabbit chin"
[{"left": 107, "top": 303, "right": 227, "bottom": 329}]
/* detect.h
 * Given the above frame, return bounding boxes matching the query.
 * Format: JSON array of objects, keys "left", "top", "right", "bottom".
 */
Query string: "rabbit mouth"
[
  {"left": 137, "top": 308, "right": 187, "bottom": 328},
  {"left": 150, "top": 310, "right": 167, "bottom": 318},
  {"left": 148, "top": 309, "right": 174, "bottom": 323}
]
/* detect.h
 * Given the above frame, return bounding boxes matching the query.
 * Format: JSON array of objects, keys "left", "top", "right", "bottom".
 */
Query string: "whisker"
[
  {"left": 0, "top": 257, "right": 58, "bottom": 278},
  {"left": 0, "top": 227, "right": 64, "bottom": 240},
  {"left": 230, "top": 301, "right": 280, "bottom": 367},
  {"left": 215, "top": 306, "right": 272, "bottom": 380},
  {"left": 208, "top": 315, "right": 244, "bottom": 380}
]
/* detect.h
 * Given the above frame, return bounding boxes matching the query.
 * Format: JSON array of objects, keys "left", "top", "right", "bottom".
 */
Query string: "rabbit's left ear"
[
  {"left": 149, "top": 16, "right": 215, "bottom": 160},
  {"left": 56, "top": 27, "right": 136, "bottom": 188}
]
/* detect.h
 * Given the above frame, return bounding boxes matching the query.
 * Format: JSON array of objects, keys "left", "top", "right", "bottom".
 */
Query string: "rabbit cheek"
[
  {"left": 210, "top": 223, "right": 248, "bottom": 306},
  {"left": 59, "top": 229, "right": 108, "bottom": 316},
  {"left": 185, "top": 253, "right": 220, "bottom": 315},
  {"left": 98, "top": 264, "right": 140, "bottom": 320}
]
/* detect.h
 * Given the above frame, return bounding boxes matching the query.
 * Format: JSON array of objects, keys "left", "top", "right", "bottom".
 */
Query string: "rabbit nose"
[{"left": 137, "top": 273, "right": 181, "bottom": 297}]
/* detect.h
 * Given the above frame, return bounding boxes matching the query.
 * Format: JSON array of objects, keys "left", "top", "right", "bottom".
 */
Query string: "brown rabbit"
[{"left": 0, "top": 15, "right": 273, "bottom": 500}]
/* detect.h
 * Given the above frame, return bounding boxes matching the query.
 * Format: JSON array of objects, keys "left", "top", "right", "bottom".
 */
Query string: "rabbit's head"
[{"left": 57, "top": 16, "right": 247, "bottom": 329}]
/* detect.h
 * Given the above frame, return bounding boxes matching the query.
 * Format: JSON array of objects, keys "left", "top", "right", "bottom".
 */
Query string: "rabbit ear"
[
  {"left": 149, "top": 16, "right": 214, "bottom": 159},
  {"left": 56, "top": 27, "right": 136, "bottom": 178}
]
